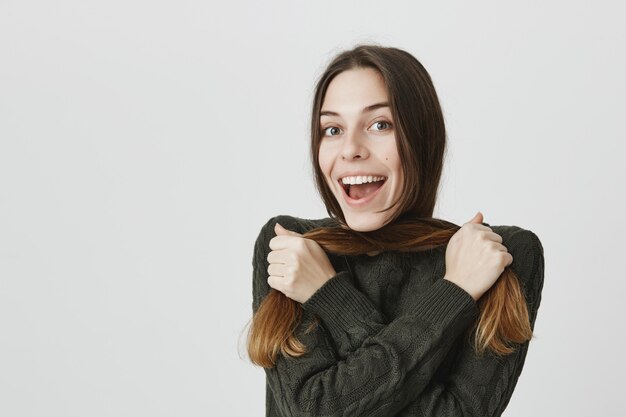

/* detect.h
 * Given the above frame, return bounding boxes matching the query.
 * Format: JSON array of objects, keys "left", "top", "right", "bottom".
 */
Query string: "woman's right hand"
[{"left": 443, "top": 212, "right": 513, "bottom": 301}]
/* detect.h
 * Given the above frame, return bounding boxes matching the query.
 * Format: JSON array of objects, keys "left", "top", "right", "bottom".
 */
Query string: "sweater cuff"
[
  {"left": 301, "top": 270, "right": 386, "bottom": 336},
  {"left": 412, "top": 278, "right": 479, "bottom": 329}
]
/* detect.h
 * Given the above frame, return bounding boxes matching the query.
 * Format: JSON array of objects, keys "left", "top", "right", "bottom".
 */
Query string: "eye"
[
  {"left": 369, "top": 120, "right": 393, "bottom": 132},
  {"left": 322, "top": 126, "right": 342, "bottom": 137}
]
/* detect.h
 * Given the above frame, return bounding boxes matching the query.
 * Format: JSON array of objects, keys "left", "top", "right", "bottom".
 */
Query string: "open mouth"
[{"left": 338, "top": 177, "right": 387, "bottom": 201}]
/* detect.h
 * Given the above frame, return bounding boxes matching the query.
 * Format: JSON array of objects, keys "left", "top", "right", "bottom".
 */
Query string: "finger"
[
  {"left": 267, "top": 275, "right": 283, "bottom": 291},
  {"left": 462, "top": 223, "right": 492, "bottom": 234},
  {"left": 274, "top": 222, "right": 302, "bottom": 237},
  {"left": 484, "top": 231, "right": 503, "bottom": 243},
  {"left": 465, "top": 211, "right": 483, "bottom": 225},
  {"left": 499, "top": 251, "right": 514, "bottom": 267},
  {"left": 269, "top": 235, "right": 301, "bottom": 250},
  {"left": 267, "top": 249, "right": 289, "bottom": 264},
  {"left": 267, "top": 263, "right": 286, "bottom": 277},
  {"left": 491, "top": 241, "right": 509, "bottom": 252},
  {"left": 472, "top": 224, "right": 493, "bottom": 232}
]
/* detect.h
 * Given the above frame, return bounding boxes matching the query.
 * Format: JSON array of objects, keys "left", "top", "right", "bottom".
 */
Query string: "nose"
[{"left": 341, "top": 129, "right": 370, "bottom": 160}]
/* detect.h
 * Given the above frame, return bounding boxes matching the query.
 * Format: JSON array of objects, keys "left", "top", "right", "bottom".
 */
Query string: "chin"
[{"left": 344, "top": 214, "right": 386, "bottom": 232}]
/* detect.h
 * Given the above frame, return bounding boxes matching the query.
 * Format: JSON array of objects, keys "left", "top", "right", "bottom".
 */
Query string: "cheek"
[
  {"left": 382, "top": 150, "right": 403, "bottom": 186},
  {"left": 384, "top": 144, "right": 402, "bottom": 174},
  {"left": 317, "top": 146, "right": 332, "bottom": 176}
]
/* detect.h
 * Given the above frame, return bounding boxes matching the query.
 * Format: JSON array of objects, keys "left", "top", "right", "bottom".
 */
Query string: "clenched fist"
[
  {"left": 266, "top": 223, "right": 337, "bottom": 304},
  {"left": 444, "top": 212, "right": 514, "bottom": 301}
]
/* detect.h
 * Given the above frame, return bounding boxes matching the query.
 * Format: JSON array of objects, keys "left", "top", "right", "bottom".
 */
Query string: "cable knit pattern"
[{"left": 252, "top": 215, "right": 545, "bottom": 417}]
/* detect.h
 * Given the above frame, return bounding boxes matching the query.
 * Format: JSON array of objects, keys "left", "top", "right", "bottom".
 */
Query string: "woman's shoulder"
[
  {"left": 485, "top": 223, "right": 543, "bottom": 257},
  {"left": 486, "top": 222, "right": 545, "bottom": 303}
]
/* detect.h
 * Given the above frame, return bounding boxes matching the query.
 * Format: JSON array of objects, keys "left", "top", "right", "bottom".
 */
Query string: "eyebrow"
[{"left": 320, "top": 102, "right": 389, "bottom": 117}]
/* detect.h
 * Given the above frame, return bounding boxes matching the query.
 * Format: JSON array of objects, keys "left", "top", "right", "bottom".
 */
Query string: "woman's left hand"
[{"left": 266, "top": 223, "right": 337, "bottom": 304}]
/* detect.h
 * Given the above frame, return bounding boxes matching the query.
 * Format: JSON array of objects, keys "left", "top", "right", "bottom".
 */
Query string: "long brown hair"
[{"left": 247, "top": 44, "right": 533, "bottom": 368}]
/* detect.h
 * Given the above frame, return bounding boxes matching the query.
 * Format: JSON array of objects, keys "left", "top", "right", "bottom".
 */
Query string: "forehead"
[{"left": 322, "top": 67, "right": 389, "bottom": 112}]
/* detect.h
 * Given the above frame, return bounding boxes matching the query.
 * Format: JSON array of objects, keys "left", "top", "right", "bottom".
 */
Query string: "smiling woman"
[{"left": 246, "top": 44, "right": 545, "bottom": 417}]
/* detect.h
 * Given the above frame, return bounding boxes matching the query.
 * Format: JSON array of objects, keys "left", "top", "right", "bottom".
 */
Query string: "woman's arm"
[
  {"left": 396, "top": 228, "right": 545, "bottom": 416},
  {"left": 252, "top": 216, "right": 480, "bottom": 417},
  {"left": 297, "top": 224, "right": 545, "bottom": 417}
]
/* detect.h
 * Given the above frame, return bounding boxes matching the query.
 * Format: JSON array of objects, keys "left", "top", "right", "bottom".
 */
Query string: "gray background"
[{"left": 1, "top": 0, "right": 625, "bottom": 416}]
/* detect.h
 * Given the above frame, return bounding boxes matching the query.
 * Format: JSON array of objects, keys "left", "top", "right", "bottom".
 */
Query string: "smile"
[{"left": 337, "top": 177, "right": 387, "bottom": 207}]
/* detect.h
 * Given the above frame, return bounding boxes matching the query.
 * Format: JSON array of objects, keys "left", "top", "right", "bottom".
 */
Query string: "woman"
[{"left": 247, "top": 44, "right": 544, "bottom": 417}]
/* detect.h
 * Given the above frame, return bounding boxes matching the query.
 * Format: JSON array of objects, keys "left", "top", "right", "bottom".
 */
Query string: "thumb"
[
  {"left": 274, "top": 222, "right": 302, "bottom": 237},
  {"left": 468, "top": 211, "right": 484, "bottom": 225}
]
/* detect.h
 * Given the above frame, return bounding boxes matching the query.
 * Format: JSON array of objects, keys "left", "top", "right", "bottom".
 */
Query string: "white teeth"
[{"left": 341, "top": 175, "right": 385, "bottom": 185}]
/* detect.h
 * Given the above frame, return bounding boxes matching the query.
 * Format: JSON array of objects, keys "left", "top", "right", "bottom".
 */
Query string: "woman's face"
[{"left": 318, "top": 67, "right": 404, "bottom": 232}]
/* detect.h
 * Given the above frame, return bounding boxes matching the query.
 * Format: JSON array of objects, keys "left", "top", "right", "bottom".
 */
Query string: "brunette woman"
[{"left": 247, "top": 44, "right": 544, "bottom": 417}]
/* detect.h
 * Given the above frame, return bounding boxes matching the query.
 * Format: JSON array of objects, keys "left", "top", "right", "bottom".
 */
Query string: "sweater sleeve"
[
  {"left": 298, "top": 226, "right": 545, "bottom": 417},
  {"left": 394, "top": 228, "right": 544, "bottom": 416},
  {"left": 252, "top": 216, "right": 480, "bottom": 417}
]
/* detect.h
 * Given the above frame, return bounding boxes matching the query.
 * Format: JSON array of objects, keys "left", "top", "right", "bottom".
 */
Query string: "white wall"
[{"left": 1, "top": 0, "right": 624, "bottom": 415}]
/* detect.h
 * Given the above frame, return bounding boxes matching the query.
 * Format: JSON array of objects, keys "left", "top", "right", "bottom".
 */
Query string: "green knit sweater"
[{"left": 251, "top": 215, "right": 544, "bottom": 417}]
